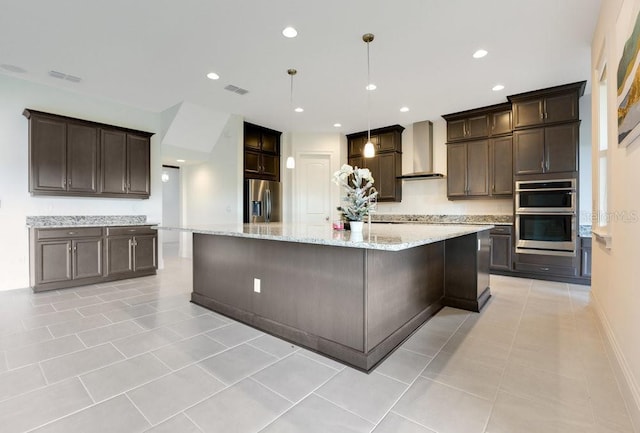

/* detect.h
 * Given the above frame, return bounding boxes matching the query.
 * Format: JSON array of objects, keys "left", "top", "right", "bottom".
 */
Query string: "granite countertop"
[
  {"left": 371, "top": 214, "right": 513, "bottom": 225},
  {"left": 157, "top": 222, "right": 493, "bottom": 252},
  {"left": 26, "top": 215, "right": 155, "bottom": 228}
]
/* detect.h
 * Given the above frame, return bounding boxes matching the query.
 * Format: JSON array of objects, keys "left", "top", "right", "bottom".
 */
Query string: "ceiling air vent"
[
  {"left": 48, "top": 70, "right": 82, "bottom": 83},
  {"left": 224, "top": 84, "right": 249, "bottom": 95},
  {"left": 0, "top": 64, "right": 27, "bottom": 73}
]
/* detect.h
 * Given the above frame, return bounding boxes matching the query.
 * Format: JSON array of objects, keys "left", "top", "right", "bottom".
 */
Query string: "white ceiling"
[{"left": 0, "top": 0, "right": 601, "bottom": 135}]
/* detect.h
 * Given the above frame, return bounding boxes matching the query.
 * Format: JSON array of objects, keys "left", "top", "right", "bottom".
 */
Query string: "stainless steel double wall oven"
[{"left": 515, "top": 178, "right": 577, "bottom": 256}]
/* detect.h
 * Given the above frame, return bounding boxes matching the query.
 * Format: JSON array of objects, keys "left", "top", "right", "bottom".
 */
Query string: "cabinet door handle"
[
  {"left": 540, "top": 267, "right": 550, "bottom": 271},
  {"left": 540, "top": 160, "right": 545, "bottom": 171},
  {"left": 73, "top": 246, "right": 77, "bottom": 252},
  {"left": 540, "top": 112, "right": 544, "bottom": 120},
  {"left": 68, "top": 179, "right": 71, "bottom": 187}
]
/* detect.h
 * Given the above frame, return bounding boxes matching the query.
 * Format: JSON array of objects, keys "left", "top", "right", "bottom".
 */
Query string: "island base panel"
[
  {"left": 443, "top": 232, "right": 491, "bottom": 312},
  {"left": 191, "top": 233, "right": 447, "bottom": 371},
  {"left": 191, "top": 292, "right": 442, "bottom": 371}
]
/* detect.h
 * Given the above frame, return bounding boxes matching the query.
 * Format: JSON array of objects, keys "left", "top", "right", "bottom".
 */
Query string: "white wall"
[
  {"left": 579, "top": 96, "right": 594, "bottom": 225},
  {"left": 161, "top": 166, "right": 180, "bottom": 243},
  {"left": 0, "top": 74, "right": 162, "bottom": 291},
  {"left": 180, "top": 115, "right": 244, "bottom": 258},
  {"left": 591, "top": 0, "right": 640, "bottom": 428}
]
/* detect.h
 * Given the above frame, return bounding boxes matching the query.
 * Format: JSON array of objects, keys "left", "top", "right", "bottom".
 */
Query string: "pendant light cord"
[{"left": 366, "top": 39, "right": 371, "bottom": 144}]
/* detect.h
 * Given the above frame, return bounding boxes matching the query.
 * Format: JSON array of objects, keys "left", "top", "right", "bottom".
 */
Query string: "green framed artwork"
[{"left": 618, "top": 5, "right": 640, "bottom": 147}]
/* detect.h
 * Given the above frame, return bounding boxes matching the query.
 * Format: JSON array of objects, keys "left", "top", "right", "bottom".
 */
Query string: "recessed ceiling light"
[
  {"left": 492, "top": 84, "right": 505, "bottom": 91},
  {"left": 176, "top": 159, "right": 185, "bottom": 163},
  {"left": 206, "top": 72, "right": 220, "bottom": 80},
  {"left": 366, "top": 84, "right": 377, "bottom": 91},
  {"left": 473, "top": 49, "right": 488, "bottom": 59},
  {"left": 400, "top": 106, "right": 410, "bottom": 113},
  {"left": 282, "top": 27, "right": 298, "bottom": 38},
  {"left": 333, "top": 123, "right": 342, "bottom": 128},
  {"left": 294, "top": 107, "right": 304, "bottom": 113}
]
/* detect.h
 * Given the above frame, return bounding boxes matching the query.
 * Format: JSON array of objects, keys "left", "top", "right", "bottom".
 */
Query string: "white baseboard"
[{"left": 592, "top": 291, "right": 640, "bottom": 433}]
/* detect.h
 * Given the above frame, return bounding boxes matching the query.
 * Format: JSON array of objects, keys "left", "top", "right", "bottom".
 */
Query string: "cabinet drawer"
[
  {"left": 106, "top": 226, "right": 156, "bottom": 236},
  {"left": 514, "top": 262, "right": 576, "bottom": 277},
  {"left": 36, "top": 227, "right": 103, "bottom": 240},
  {"left": 490, "top": 225, "right": 512, "bottom": 235}
]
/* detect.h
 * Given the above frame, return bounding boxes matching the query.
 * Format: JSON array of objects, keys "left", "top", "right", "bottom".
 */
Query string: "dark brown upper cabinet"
[
  {"left": 508, "top": 81, "right": 585, "bottom": 129},
  {"left": 346, "top": 124, "right": 404, "bottom": 202},
  {"left": 100, "top": 129, "right": 151, "bottom": 198},
  {"left": 490, "top": 136, "right": 513, "bottom": 196},
  {"left": 513, "top": 123, "right": 578, "bottom": 175},
  {"left": 490, "top": 110, "right": 513, "bottom": 136},
  {"left": 443, "top": 102, "right": 512, "bottom": 142},
  {"left": 443, "top": 103, "right": 512, "bottom": 199},
  {"left": 446, "top": 115, "right": 489, "bottom": 142},
  {"left": 244, "top": 122, "right": 281, "bottom": 181},
  {"left": 25, "top": 111, "right": 99, "bottom": 195},
  {"left": 24, "top": 109, "right": 153, "bottom": 199},
  {"left": 446, "top": 140, "right": 490, "bottom": 198},
  {"left": 244, "top": 122, "right": 280, "bottom": 154}
]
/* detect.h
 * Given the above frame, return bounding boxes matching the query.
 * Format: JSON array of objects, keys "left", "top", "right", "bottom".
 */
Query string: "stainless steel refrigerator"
[{"left": 244, "top": 180, "right": 282, "bottom": 223}]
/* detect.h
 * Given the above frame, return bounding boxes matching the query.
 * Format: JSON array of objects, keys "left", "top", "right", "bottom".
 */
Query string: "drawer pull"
[
  {"left": 128, "top": 229, "right": 137, "bottom": 232},
  {"left": 540, "top": 267, "right": 550, "bottom": 271},
  {"left": 68, "top": 232, "right": 76, "bottom": 235}
]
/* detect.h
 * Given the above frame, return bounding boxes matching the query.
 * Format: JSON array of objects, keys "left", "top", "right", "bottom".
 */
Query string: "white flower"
[
  {"left": 332, "top": 165, "right": 377, "bottom": 222},
  {"left": 356, "top": 168, "right": 373, "bottom": 183}
]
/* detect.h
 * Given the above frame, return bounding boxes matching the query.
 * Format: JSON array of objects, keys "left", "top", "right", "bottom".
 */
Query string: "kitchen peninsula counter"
[
  {"left": 159, "top": 222, "right": 492, "bottom": 251},
  {"left": 160, "top": 223, "right": 492, "bottom": 371}
]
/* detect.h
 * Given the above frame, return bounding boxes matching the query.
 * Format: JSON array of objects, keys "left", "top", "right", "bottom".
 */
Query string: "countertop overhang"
[{"left": 158, "top": 222, "right": 493, "bottom": 252}]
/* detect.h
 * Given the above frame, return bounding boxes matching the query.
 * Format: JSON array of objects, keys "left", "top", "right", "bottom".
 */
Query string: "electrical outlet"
[{"left": 254, "top": 278, "right": 261, "bottom": 293}]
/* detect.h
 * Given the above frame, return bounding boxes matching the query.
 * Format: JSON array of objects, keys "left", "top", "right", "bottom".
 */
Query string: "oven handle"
[
  {"left": 515, "top": 187, "right": 576, "bottom": 192},
  {"left": 516, "top": 211, "right": 576, "bottom": 216}
]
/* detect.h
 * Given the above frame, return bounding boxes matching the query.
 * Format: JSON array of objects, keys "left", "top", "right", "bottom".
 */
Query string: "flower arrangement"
[{"left": 332, "top": 164, "right": 378, "bottom": 222}]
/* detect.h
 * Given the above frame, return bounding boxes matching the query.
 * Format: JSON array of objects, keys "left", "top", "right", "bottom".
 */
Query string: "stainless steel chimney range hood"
[{"left": 396, "top": 120, "right": 444, "bottom": 180}]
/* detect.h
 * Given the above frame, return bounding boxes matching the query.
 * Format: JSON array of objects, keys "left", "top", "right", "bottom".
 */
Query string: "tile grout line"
[
  {"left": 252, "top": 360, "right": 351, "bottom": 433},
  {"left": 478, "top": 277, "right": 532, "bottom": 433},
  {"left": 367, "top": 312, "right": 477, "bottom": 431},
  {"left": 124, "top": 393, "right": 154, "bottom": 428}
]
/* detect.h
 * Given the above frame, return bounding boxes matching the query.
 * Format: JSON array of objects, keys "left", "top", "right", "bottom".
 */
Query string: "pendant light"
[
  {"left": 363, "top": 33, "right": 375, "bottom": 159},
  {"left": 286, "top": 68, "right": 297, "bottom": 169}
]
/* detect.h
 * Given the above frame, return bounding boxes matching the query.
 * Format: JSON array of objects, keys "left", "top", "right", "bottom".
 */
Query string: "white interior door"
[{"left": 295, "top": 154, "right": 332, "bottom": 223}]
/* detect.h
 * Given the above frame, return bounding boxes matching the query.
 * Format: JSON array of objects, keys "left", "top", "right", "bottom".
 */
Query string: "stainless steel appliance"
[
  {"left": 244, "top": 180, "right": 281, "bottom": 223},
  {"left": 515, "top": 178, "right": 576, "bottom": 256}
]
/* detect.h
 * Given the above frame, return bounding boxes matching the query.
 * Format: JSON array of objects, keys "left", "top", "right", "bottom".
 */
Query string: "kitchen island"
[{"left": 160, "top": 223, "right": 492, "bottom": 371}]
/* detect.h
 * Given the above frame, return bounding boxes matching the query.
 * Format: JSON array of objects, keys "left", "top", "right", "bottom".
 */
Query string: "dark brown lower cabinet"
[
  {"left": 105, "top": 226, "right": 157, "bottom": 278},
  {"left": 30, "top": 225, "right": 156, "bottom": 292},
  {"left": 489, "top": 225, "right": 513, "bottom": 271}
]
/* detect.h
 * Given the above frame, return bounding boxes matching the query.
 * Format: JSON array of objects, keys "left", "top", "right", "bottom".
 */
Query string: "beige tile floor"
[{"left": 0, "top": 255, "right": 635, "bottom": 433}]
